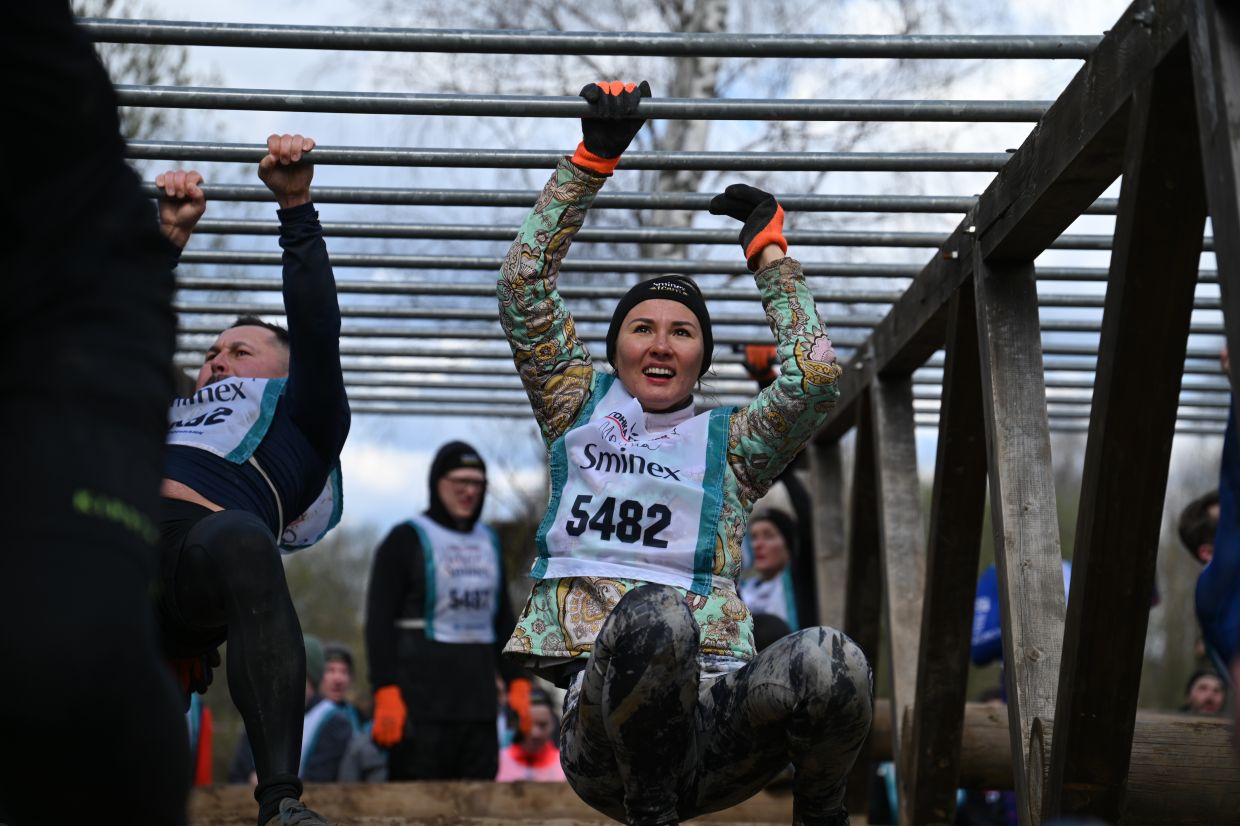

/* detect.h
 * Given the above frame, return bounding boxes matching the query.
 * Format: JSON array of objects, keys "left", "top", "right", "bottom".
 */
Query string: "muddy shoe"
[{"left": 265, "top": 797, "right": 333, "bottom": 826}]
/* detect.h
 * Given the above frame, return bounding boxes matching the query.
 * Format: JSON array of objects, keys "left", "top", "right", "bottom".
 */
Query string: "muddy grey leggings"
[{"left": 560, "top": 584, "right": 872, "bottom": 826}]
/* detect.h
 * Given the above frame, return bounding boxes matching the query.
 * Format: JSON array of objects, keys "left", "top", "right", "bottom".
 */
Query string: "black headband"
[{"left": 605, "top": 276, "right": 713, "bottom": 376}]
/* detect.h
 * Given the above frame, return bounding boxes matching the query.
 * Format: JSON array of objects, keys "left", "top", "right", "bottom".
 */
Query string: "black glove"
[
  {"left": 572, "top": 80, "right": 652, "bottom": 175},
  {"left": 709, "top": 183, "right": 788, "bottom": 271}
]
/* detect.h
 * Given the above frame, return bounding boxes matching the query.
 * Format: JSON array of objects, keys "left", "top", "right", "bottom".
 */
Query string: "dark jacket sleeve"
[
  {"left": 365, "top": 524, "right": 421, "bottom": 689},
  {"left": 277, "top": 202, "right": 350, "bottom": 462},
  {"left": 780, "top": 468, "right": 820, "bottom": 628},
  {"left": 492, "top": 556, "right": 527, "bottom": 683}
]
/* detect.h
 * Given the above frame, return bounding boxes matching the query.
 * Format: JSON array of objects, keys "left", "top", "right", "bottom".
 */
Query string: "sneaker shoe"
[{"left": 264, "top": 797, "right": 333, "bottom": 826}]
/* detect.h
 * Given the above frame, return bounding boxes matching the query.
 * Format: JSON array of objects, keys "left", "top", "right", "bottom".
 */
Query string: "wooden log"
[
  {"left": 904, "top": 281, "right": 988, "bottom": 826},
  {"left": 869, "top": 374, "right": 927, "bottom": 811},
  {"left": 807, "top": 440, "right": 847, "bottom": 630},
  {"left": 1045, "top": 41, "right": 1208, "bottom": 823},
  {"left": 973, "top": 253, "right": 1067, "bottom": 826},
  {"left": 1190, "top": 0, "right": 1240, "bottom": 401},
  {"left": 188, "top": 780, "right": 797, "bottom": 824}
]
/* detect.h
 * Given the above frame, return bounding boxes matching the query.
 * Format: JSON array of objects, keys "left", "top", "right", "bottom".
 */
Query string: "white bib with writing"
[
  {"left": 409, "top": 515, "right": 502, "bottom": 644},
  {"left": 166, "top": 377, "right": 342, "bottom": 550},
  {"left": 533, "top": 374, "right": 731, "bottom": 596}
]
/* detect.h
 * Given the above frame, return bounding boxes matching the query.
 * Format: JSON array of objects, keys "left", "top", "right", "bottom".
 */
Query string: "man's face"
[
  {"left": 437, "top": 468, "right": 486, "bottom": 523},
  {"left": 319, "top": 659, "right": 352, "bottom": 703},
  {"left": 195, "top": 325, "right": 289, "bottom": 391},
  {"left": 1188, "top": 674, "right": 1225, "bottom": 714}
]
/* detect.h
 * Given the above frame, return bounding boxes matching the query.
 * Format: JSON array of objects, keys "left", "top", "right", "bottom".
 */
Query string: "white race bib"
[
  {"left": 533, "top": 374, "right": 731, "bottom": 596},
  {"left": 410, "top": 515, "right": 502, "bottom": 644},
  {"left": 167, "top": 377, "right": 342, "bottom": 550}
]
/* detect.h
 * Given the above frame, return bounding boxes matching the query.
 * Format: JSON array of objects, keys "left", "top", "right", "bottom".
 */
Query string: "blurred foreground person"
[{"left": 0, "top": 4, "right": 189, "bottom": 823}]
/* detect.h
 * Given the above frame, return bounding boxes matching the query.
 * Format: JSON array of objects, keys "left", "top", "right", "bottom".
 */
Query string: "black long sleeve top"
[
  {"left": 163, "top": 203, "right": 351, "bottom": 534},
  {"left": 365, "top": 516, "right": 523, "bottom": 723}
]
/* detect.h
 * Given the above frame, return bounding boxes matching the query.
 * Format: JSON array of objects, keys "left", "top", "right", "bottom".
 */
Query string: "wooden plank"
[
  {"left": 807, "top": 440, "right": 847, "bottom": 630},
  {"left": 904, "top": 280, "right": 989, "bottom": 826},
  {"left": 1044, "top": 41, "right": 1208, "bottom": 824},
  {"left": 1191, "top": 0, "right": 1240, "bottom": 400},
  {"left": 869, "top": 375, "right": 927, "bottom": 784},
  {"left": 817, "top": 0, "right": 1191, "bottom": 446},
  {"left": 973, "top": 253, "right": 1067, "bottom": 826},
  {"left": 844, "top": 388, "right": 883, "bottom": 818}
]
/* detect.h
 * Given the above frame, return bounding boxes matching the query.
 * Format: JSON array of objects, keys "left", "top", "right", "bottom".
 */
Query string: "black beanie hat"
[
  {"left": 752, "top": 509, "right": 798, "bottom": 560},
  {"left": 426, "top": 441, "right": 487, "bottom": 531},
  {"left": 606, "top": 276, "right": 713, "bottom": 377}
]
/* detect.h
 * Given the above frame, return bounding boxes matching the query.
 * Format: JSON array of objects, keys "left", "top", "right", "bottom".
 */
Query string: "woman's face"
[
  {"left": 749, "top": 519, "right": 790, "bottom": 579},
  {"left": 614, "top": 299, "right": 704, "bottom": 412},
  {"left": 522, "top": 704, "right": 555, "bottom": 755}
]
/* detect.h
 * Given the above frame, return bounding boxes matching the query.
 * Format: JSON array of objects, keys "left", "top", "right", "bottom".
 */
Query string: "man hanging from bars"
[{"left": 155, "top": 133, "right": 350, "bottom": 826}]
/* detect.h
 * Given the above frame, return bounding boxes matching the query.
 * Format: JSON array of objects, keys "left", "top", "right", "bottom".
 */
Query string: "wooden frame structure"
[{"left": 811, "top": 1, "right": 1240, "bottom": 823}]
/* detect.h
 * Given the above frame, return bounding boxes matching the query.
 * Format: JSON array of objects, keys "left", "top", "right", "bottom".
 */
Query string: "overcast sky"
[{"left": 115, "top": 1, "right": 1222, "bottom": 535}]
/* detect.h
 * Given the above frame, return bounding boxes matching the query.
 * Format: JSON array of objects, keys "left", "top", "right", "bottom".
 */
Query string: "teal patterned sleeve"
[
  {"left": 498, "top": 159, "right": 607, "bottom": 446},
  {"left": 727, "top": 256, "right": 843, "bottom": 504}
]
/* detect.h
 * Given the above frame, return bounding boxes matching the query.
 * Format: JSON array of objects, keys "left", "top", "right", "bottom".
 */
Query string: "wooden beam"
[
  {"left": 904, "top": 280, "right": 988, "bottom": 826},
  {"left": 807, "top": 440, "right": 847, "bottom": 630},
  {"left": 869, "top": 375, "right": 927, "bottom": 784},
  {"left": 817, "top": 0, "right": 1191, "bottom": 446},
  {"left": 1191, "top": 0, "right": 1240, "bottom": 400},
  {"left": 973, "top": 254, "right": 1067, "bottom": 826},
  {"left": 1044, "top": 41, "right": 1208, "bottom": 823},
  {"left": 844, "top": 388, "right": 883, "bottom": 818}
]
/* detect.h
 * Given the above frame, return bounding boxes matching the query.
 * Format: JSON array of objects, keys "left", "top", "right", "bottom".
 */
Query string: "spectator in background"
[
  {"left": 318, "top": 644, "right": 363, "bottom": 729},
  {"left": 1180, "top": 347, "right": 1240, "bottom": 679},
  {"left": 742, "top": 510, "right": 807, "bottom": 633},
  {"left": 365, "top": 442, "right": 529, "bottom": 780},
  {"left": 1181, "top": 669, "right": 1227, "bottom": 716},
  {"left": 231, "top": 635, "right": 358, "bottom": 784},
  {"left": 496, "top": 690, "right": 566, "bottom": 783}
]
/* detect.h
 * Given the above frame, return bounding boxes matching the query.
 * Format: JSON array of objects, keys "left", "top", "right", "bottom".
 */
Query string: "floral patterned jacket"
[{"left": 497, "top": 158, "right": 842, "bottom": 675}]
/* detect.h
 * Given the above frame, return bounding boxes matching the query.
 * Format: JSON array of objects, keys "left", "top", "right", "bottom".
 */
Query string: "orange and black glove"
[
  {"left": 371, "top": 684, "right": 407, "bottom": 748},
  {"left": 170, "top": 648, "right": 220, "bottom": 710},
  {"left": 571, "top": 80, "right": 652, "bottom": 176},
  {"left": 742, "top": 343, "right": 778, "bottom": 388},
  {"left": 507, "top": 677, "right": 533, "bottom": 737},
  {"left": 709, "top": 183, "right": 788, "bottom": 271}
]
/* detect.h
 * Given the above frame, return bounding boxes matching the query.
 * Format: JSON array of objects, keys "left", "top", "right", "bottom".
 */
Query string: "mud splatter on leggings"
[{"left": 560, "top": 584, "right": 873, "bottom": 826}]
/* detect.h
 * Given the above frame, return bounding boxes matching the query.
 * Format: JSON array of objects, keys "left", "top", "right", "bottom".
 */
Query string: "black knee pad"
[{"left": 185, "top": 509, "right": 285, "bottom": 602}]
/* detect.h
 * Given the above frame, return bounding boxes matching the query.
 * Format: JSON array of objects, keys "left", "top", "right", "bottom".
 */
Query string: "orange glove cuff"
[
  {"left": 571, "top": 142, "right": 622, "bottom": 176},
  {"left": 744, "top": 204, "right": 788, "bottom": 270}
]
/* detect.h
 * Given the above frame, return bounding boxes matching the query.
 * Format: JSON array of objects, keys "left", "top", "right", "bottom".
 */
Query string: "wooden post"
[
  {"left": 808, "top": 439, "right": 847, "bottom": 630},
  {"left": 904, "top": 280, "right": 989, "bottom": 826},
  {"left": 1191, "top": 0, "right": 1240, "bottom": 398},
  {"left": 1044, "top": 42, "right": 1208, "bottom": 823},
  {"left": 869, "top": 374, "right": 927, "bottom": 793},
  {"left": 844, "top": 388, "right": 883, "bottom": 818},
  {"left": 973, "top": 251, "right": 1067, "bottom": 826}
]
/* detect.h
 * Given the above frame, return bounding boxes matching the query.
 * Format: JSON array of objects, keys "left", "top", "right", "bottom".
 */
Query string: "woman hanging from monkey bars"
[{"left": 497, "top": 80, "right": 872, "bottom": 826}]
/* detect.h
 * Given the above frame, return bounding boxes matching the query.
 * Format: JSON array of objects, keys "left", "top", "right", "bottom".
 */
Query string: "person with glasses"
[{"left": 364, "top": 441, "right": 530, "bottom": 780}]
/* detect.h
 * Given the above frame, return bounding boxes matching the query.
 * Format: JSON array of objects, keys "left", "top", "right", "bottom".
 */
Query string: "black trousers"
[
  {"left": 157, "top": 501, "right": 307, "bottom": 826},
  {"left": 388, "top": 720, "right": 499, "bottom": 781}
]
